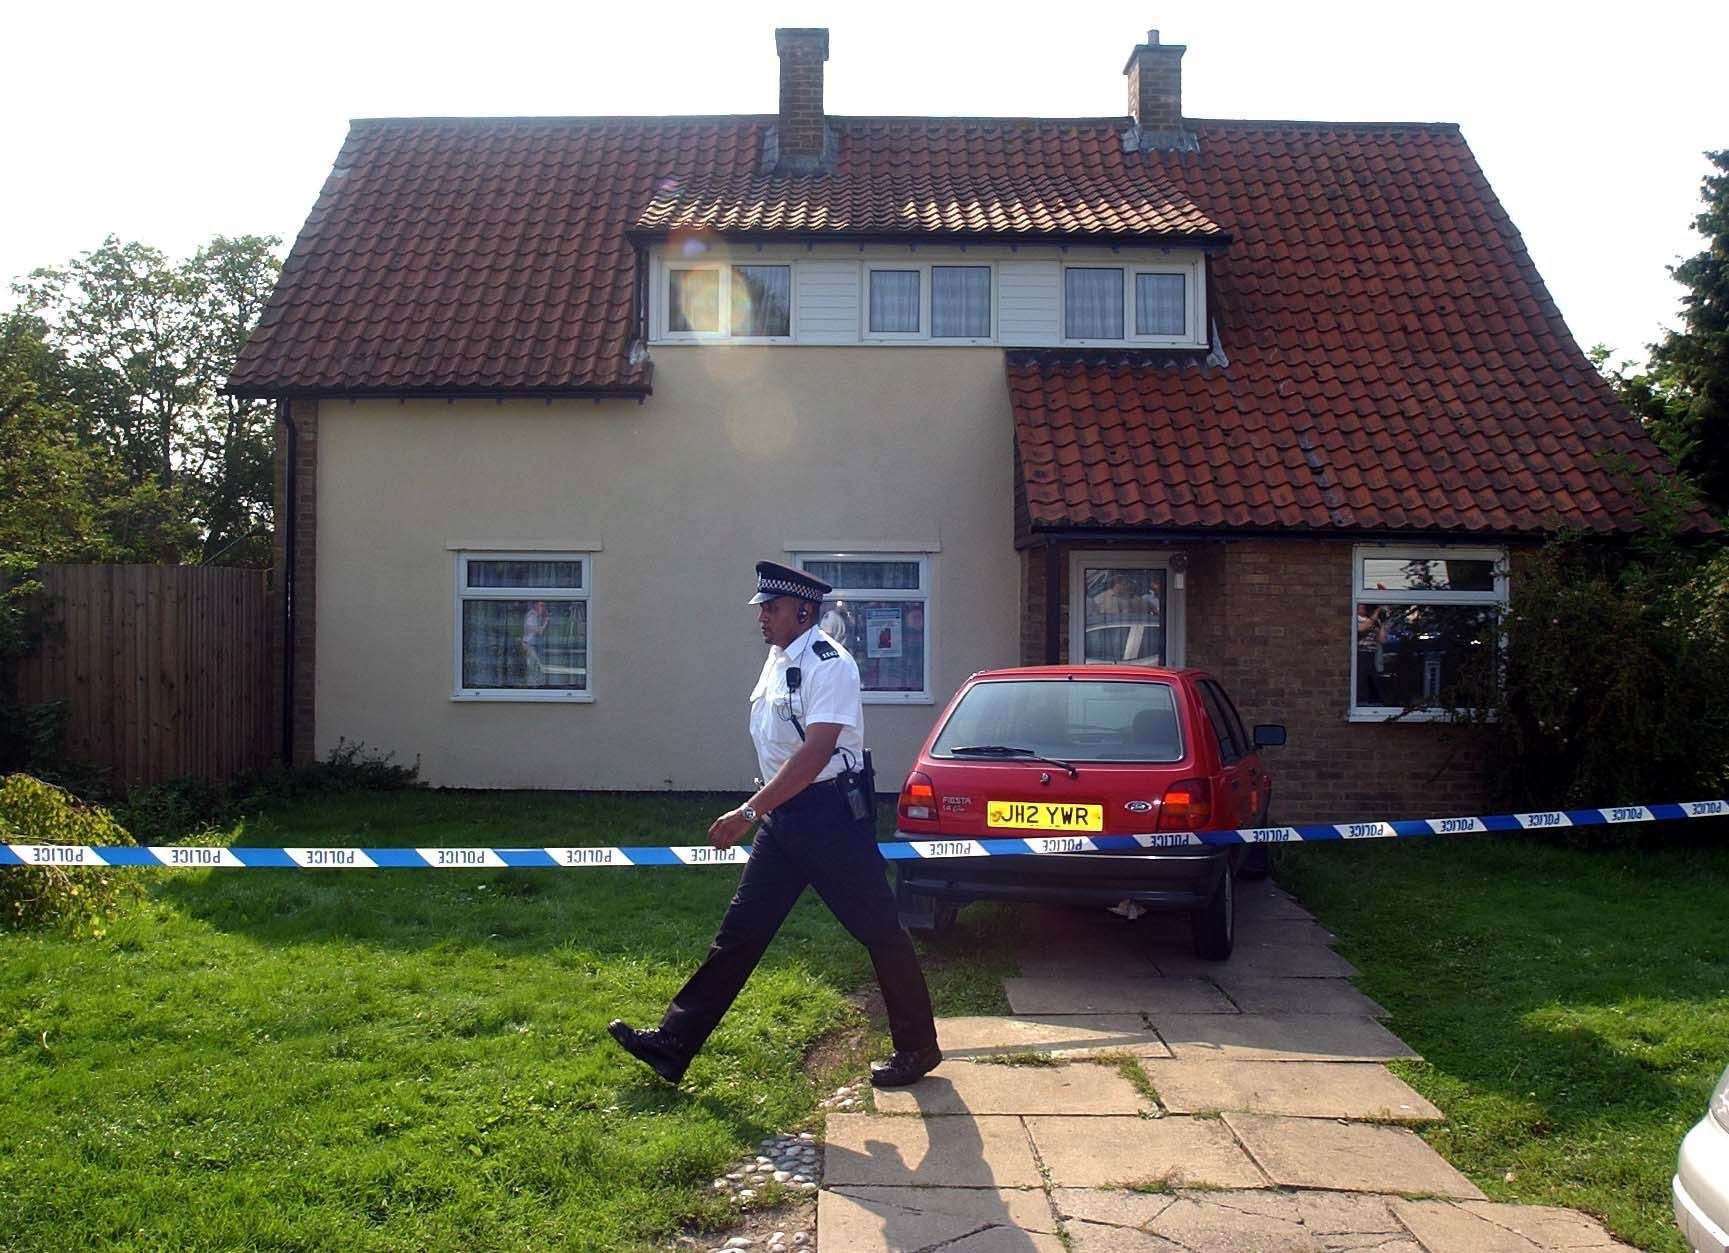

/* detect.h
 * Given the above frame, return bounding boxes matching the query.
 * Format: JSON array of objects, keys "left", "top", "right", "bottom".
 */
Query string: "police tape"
[{"left": 2, "top": 799, "right": 1725, "bottom": 870}]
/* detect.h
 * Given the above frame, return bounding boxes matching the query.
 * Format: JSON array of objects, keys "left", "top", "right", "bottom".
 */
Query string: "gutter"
[
  {"left": 1022, "top": 525, "right": 1555, "bottom": 549},
  {"left": 226, "top": 382, "right": 653, "bottom": 402}
]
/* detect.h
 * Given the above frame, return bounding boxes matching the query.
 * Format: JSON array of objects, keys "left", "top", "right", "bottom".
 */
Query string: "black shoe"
[
  {"left": 869, "top": 1043, "right": 943, "bottom": 1088},
  {"left": 607, "top": 1019, "right": 689, "bottom": 1084}
]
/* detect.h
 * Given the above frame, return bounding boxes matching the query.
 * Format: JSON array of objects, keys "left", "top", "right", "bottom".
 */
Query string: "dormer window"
[
  {"left": 649, "top": 245, "right": 1206, "bottom": 348},
  {"left": 664, "top": 263, "right": 792, "bottom": 339},
  {"left": 1062, "top": 260, "right": 1202, "bottom": 346},
  {"left": 865, "top": 264, "right": 994, "bottom": 340}
]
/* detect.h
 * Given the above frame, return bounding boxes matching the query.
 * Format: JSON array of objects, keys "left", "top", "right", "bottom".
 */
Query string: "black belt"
[{"left": 773, "top": 777, "right": 848, "bottom": 815}]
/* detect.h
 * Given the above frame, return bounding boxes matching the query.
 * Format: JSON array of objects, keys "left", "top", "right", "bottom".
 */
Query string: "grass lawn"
[
  {"left": 1274, "top": 831, "right": 1729, "bottom": 1252},
  {"left": 0, "top": 790, "right": 1014, "bottom": 1252}
]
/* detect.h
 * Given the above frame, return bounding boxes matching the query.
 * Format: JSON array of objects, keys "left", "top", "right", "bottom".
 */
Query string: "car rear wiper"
[{"left": 947, "top": 745, "right": 1078, "bottom": 779}]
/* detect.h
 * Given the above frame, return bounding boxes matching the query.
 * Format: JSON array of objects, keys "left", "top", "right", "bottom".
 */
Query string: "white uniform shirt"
[{"left": 748, "top": 626, "right": 865, "bottom": 785}]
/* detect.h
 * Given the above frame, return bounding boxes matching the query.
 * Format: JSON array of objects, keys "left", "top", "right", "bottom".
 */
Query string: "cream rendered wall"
[{"left": 313, "top": 348, "right": 1022, "bottom": 791}]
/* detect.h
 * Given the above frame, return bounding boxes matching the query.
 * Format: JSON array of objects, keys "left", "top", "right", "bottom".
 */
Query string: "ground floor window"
[
  {"left": 453, "top": 553, "right": 591, "bottom": 701},
  {"left": 1352, "top": 546, "right": 1506, "bottom": 718},
  {"left": 795, "top": 553, "right": 930, "bottom": 701}
]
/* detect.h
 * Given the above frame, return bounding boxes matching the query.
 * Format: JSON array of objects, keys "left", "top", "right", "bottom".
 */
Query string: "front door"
[{"left": 1068, "top": 552, "right": 1186, "bottom": 667}]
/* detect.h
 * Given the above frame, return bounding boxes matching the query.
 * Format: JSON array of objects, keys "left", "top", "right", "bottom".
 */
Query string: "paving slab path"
[{"left": 814, "top": 880, "right": 1632, "bottom": 1252}]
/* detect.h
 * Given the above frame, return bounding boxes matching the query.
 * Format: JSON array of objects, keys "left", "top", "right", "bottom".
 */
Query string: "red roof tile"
[
  {"left": 631, "top": 170, "right": 1223, "bottom": 241},
  {"left": 227, "top": 112, "right": 1702, "bottom": 534},
  {"left": 1010, "top": 347, "right": 1706, "bottom": 536}
]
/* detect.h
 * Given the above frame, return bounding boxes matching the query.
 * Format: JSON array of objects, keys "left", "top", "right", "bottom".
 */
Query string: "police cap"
[{"left": 748, "top": 560, "right": 832, "bottom": 605}]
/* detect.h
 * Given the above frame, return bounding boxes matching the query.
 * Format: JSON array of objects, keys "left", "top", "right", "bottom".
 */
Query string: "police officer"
[{"left": 608, "top": 561, "right": 942, "bottom": 1088}]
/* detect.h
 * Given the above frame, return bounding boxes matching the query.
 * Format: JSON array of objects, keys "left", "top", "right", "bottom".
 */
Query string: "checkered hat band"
[{"left": 760, "top": 576, "right": 819, "bottom": 598}]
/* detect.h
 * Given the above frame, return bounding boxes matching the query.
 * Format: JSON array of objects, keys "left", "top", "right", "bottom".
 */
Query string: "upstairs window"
[
  {"left": 1065, "top": 268, "right": 1125, "bottom": 339},
  {"left": 1136, "top": 272, "right": 1186, "bottom": 336},
  {"left": 868, "top": 269, "right": 921, "bottom": 334},
  {"left": 865, "top": 264, "right": 994, "bottom": 340},
  {"left": 668, "top": 268, "right": 721, "bottom": 334},
  {"left": 1065, "top": 262, "right": 1201, "bottom": 345},
  {"left": 931, "top": 266, "right": 991, "bottom": 338},
  {"left": 732, "top": 264, "right": 792, "bottom": 337},
  {"left": 664, "top": 263, "right": 792, "bottom": 339}
]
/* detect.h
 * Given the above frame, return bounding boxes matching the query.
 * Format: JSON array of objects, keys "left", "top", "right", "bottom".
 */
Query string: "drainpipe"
[{"left": 279, "top": 400, "right": 297, "bottom": 764}]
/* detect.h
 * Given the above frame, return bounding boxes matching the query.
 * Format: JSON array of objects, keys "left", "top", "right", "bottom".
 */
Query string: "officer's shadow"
[{"left": 818, "top": 1074, "right": 1057, "bottom": 1251}]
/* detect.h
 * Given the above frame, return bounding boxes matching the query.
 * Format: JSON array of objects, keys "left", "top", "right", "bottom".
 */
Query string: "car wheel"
[{"left": 1191, "top": 864, "right": 1235, "bottom": 960}]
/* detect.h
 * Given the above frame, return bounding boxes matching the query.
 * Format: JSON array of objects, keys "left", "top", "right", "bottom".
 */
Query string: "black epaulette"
[{"left": 811, "top": 639, "right": 839, "bottom": 660}]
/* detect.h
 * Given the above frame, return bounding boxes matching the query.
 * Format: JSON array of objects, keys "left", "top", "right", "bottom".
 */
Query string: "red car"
[{"left": 892, "top": 666, "right": 1285, "bottom": 959}]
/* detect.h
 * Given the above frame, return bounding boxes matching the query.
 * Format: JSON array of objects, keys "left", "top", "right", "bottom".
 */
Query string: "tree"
[
  {"left": 16, "top": 235, "right": 282, "bottom": 565},
  {"left": 1646, "top": 150, "right": 1729, "bottom": 515},
  {"left": 0, "top": 313, "right": 196, "bottom": 564}
]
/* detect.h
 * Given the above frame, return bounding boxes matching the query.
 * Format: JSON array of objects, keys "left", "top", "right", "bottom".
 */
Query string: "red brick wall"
[
  {"left": 1126, "top": 41, "right": 1184, "bottom": 129},
  {"left": 272, "top": 398, "right": 318, "bottom": 766},
  {"left": 775, "top": 29, "right": 828, "bottom": 160},
  {"left": 1020, "top": 537, "right": 1492, "bottom": 823}
]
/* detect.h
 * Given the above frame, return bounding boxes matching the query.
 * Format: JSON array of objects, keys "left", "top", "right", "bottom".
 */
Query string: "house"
[{"left": 228, "top": 28, "right": 1700, "bottom": 820}]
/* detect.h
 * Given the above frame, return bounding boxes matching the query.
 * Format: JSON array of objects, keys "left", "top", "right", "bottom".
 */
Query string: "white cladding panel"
[
  {"left": 795, "top": 261, "right": 861, "bottom": 343},
  {"left": 997, "top": 260, "right": 1063, "bottom": 346}
]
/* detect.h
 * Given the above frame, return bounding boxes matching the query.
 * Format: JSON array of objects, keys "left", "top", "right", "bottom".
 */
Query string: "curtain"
[
  {"left": 1135, "top": 273, "right": 1185, "bottom": 336},
  {"left": 1065, "top": 269, "right": 1123, "bottom": 339},
  {"left": 932, "top": 266, "right": 991, "bottom": 337},
  {"left": 869, "top": 270, "right": 920, "bottom": 333},
  {"left": 732, "top": 265, "right": 791, "bottom": 337},
  {"left": 668, "top": 269, "right": 719, "bottom": 333}
]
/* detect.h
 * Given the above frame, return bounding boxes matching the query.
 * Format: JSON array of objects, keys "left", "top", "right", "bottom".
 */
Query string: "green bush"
[
  {"left": 0, "top": 773, "right": 139, "bottom": 934},
  {"left": 1447, "top": 489, "right": 1729, "bottom": 824},
  {"left": 115, "top": 739, "right": 421, "bottom": 843}
]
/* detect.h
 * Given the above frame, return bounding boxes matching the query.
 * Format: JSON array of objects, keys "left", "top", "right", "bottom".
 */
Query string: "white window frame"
[
  {"left": 794, "top": 551, "right": 934, "bottom": 704},
  {"left": 1068, "top": 550, "right": 1187, "bottom": 668},
  {"left": 662, "top": 262, "right": 726, "bottom": 340},
  {"left": 452, "top": 551, "right": 594, "bottom": 703},
  {"left": 658, "top": 261, "right": 796, "bottom": 343},
  {"left": 1061, "top": 257, "right": 1206, "bottom": 348},
  {"left": 862, "top": 264, "right": 928, "bottom": 340},
  {"left": 860, "top": 262, "right": 997, "bottom": 344},
  {"left": 1348, "top": 544, "right": 1508, "bottom": 723}
]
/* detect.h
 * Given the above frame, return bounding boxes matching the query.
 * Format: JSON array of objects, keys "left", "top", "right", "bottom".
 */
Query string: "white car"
[{"left": 1676, "top": 1065, "right": 1729, "bottom": 1252}]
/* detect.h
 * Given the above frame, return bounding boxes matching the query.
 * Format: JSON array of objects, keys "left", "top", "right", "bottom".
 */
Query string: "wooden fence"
[{"left": 15, "top": 565, "right": 277, "bottom": 785}]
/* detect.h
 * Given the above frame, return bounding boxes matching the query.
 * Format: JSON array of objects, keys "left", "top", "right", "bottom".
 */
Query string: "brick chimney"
[
  {"left": 1124, "top": 29, "right": 1184, "bottom": 130},
  {"left": 773, "top": 28, "right": 830, "bottom": 172}
]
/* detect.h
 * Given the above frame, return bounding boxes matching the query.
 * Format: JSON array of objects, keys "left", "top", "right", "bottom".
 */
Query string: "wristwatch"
[{"left": 739, "top": 804, "right": 760, "bottom": 823}]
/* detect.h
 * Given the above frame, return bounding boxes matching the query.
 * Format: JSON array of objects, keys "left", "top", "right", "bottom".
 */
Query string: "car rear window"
[{"left": 931, "top": 680, "right": 1184, "bottom": 763}]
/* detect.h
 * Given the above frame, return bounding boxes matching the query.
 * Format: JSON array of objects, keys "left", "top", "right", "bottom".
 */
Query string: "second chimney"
[
  {"left": 1124, "top": 29, "right": 1185, "bottom": 130},
  {"left": 775, "top": 27, "right": 829, "bottom": 169}
]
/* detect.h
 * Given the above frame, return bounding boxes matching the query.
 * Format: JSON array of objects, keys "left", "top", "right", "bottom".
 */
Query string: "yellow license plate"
[{"left": 986, "top": 800, "right": 1103, "bottom": 832}]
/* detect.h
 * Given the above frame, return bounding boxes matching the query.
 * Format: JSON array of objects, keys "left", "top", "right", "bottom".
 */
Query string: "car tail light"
[
  {"left": 899, "top": 771, "right": 939, "bottom": 825},
  {"left": 1158, "top": 778, "right": 1213, "bottom": 831}
]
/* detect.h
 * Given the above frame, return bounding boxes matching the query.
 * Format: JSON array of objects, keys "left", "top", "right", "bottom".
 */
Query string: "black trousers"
[{"left": 660, "top": 781, "right": 938, "bottom": 1056}]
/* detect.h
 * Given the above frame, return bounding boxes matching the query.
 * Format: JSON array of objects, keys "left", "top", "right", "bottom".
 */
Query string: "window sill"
[
  {"left": 1346, "top": 708, "right": 1458, "bottom": 724},
  {"left": 863, "top": 693, "right": 934, "bottom": 706},
  {"left": 452, "top": 691, "right": 595, "bottom": 704},
  {"left": 1061, "top": 339, "right": 1207, "bottom": 351}
]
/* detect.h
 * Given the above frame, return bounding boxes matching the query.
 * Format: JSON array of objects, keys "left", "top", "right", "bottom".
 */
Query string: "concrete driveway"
[{"left": 816, "top": 881, "right": 1629, "bottom": 1252}]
